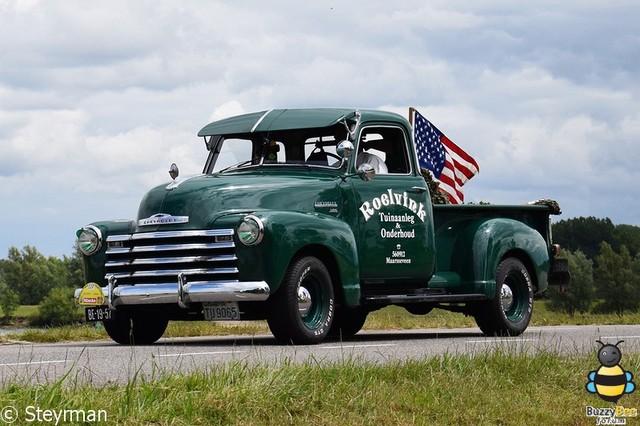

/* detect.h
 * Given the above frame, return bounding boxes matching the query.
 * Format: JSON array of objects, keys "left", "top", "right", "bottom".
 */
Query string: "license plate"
[
  {"left": 203, "top": 302, "right": 240, "bottom": 321},
  {"left": 85, "top": 306, "right": 114, "bottom": 322}
]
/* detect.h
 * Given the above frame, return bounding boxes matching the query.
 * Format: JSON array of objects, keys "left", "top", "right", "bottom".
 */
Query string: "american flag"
[{"left": 411, "top": 108, "right": 479, "bottom": 204}]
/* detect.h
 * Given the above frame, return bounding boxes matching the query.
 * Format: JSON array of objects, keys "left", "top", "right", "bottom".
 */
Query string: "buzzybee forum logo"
[
  {"left": 585, "top": 340, "right": 638, "bottom": 425},
  {"left": 586, "top": 340, "right": 635, "bottom": 403}
]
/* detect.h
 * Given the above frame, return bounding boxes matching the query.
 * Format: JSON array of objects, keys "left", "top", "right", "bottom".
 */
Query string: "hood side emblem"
[{"left": 138, "top": 213, "right": 189, "bottom": 226}]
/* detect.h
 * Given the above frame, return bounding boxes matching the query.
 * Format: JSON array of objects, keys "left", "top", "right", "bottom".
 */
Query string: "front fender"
[
  {"left": 213, "top": 211, "right": 360, "bottom": 305},
  {"left": 438, "top": 218, "right": 550, "bottom": 297},
  {"left": 79, "top": 220, "right": 136, "bottom": 285}
]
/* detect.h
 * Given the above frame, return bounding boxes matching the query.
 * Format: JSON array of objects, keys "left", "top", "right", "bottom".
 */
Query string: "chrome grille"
[{"left": 104, "top": 229, "right": 238, "bottom": 286}]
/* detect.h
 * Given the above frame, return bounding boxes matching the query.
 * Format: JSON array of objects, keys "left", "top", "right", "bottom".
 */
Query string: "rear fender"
[{"left": 437, "top": 218, "right": 550, "bottom": 297}]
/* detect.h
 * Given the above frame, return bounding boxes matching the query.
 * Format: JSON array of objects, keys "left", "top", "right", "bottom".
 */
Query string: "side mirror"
[
  {"left": 336, "top": 140, "right": 354, "bottom": 159},
  {"left": 169, "top": 163, "right": 179, "bottom": 180}
]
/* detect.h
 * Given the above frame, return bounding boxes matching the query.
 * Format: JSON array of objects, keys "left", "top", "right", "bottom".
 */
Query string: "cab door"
[{"left": 349, "top": 125, "right": 435, "bottom": 287}]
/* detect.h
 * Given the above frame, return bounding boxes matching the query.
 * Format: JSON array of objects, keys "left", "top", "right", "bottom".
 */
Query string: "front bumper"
[{"left": 75, "top": 276, "right": 270, "bottom": 309}]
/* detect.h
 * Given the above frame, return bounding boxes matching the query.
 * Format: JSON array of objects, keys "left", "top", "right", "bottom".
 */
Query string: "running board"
[{"left": 362, "top": 293, "right": 487, "bottom": 305}]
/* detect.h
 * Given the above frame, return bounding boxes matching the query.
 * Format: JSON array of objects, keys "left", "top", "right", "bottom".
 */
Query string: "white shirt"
[{"left": 357, "top": 152, "right": 388, "bottom": 174}]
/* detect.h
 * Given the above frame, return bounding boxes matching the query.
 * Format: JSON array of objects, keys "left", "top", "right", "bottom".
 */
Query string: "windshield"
[{"left": 203, "top": 124, "right": 348, "bottom": 174}]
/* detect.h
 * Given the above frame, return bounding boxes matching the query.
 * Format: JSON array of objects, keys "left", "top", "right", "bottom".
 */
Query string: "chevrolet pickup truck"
[{"left": 75, "top": 108, "right": 570, "bottom": 345}]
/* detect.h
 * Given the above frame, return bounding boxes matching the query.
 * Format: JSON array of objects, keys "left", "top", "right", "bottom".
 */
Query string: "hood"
[{"left": 136, "top": 171, "right": 342, "bottom": 231}]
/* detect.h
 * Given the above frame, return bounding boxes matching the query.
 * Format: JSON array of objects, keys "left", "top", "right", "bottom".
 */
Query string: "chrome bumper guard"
[{"left": 75, "top": 275, "right": 270, "bottom": 309}]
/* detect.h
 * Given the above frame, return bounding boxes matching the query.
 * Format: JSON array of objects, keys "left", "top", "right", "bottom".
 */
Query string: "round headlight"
[
  {"left": 237, "top": 215, "right": 264, "bottom": 246},
  {"left": 77, "top": 225, "right": 103, "bottom": 255}
]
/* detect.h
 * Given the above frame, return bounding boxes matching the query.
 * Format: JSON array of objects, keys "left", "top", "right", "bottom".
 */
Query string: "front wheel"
[
  {"left": 267, "top": 256, "right": 335, "bottom": 344},
  {"left": 474, "top": 257, "right": 534, "bottom": 336},
  {"left": 103, "top": 308, "right": 168, "bottom": 345}
]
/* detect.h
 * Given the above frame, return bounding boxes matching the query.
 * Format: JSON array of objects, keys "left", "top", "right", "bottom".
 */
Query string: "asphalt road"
[{"left": 1, "top": 324, "right": 640, "bottom": 386}]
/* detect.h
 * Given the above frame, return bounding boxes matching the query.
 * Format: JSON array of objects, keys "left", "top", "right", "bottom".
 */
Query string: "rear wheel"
[
  {"left": 404, "top": 303, "right": 434, "bottom": 316},
  {"left": 474, "top": 257, "right": 533, "bottom": 336},
  {"left": 103, "top": 308, "right": 168, "bottom": 345},
  {"left": 267, "top": 256, "right": 335, "bottom": 344}
]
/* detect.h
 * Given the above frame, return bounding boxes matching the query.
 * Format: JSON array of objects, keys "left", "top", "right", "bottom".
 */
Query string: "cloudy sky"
[{"left": 1, "top": 1, "right": 639, "bottom": 258}]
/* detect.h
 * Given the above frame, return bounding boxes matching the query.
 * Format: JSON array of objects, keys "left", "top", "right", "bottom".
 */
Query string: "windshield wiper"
[{"left": 218, "top": 160, "right": 254, "bottom": 174}]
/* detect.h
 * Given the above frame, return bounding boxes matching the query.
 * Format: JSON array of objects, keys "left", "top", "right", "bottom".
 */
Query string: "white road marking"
[
  {"left": 600, "top": 336, "right": 640, "bottom": 340},
  {"left": 320, "top": 343, "right": 397, "bottom": 350},
  {"left": 156, "top": 351, "right": 245, "bottom": 358},
  {"left": 0, "top": 360, "right": 68, "bottom": 367},
  {"left": 465, "top": 339, "right": 537, "bottom": 344}
]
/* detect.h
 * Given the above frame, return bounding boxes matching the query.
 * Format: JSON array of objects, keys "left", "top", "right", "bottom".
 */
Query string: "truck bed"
[{"left": 432, "top": 203, "right": 555, "bottom": 244}]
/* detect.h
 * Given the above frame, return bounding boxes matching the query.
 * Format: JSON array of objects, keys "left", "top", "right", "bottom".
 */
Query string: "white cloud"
[{"left": 208, "top": 101, "right": 247, "bottom": 122}]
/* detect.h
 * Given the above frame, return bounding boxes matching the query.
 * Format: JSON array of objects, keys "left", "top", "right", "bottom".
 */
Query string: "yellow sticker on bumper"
[{"left": 78, "top": 282, "right": 105, "bottom": 306}]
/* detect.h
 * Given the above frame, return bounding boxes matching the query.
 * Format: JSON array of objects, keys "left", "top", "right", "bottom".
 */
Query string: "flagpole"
[{"left": 408, "top": 107, "right": 415, "bottom": 126}]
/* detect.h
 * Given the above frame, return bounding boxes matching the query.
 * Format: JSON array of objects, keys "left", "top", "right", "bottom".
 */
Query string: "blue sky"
[{"left": 1, "top": 1, "right": 639, "bottom": 258}]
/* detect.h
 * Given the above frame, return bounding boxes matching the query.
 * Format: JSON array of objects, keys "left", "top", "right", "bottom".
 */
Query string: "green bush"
[
  {"left": 0, "top": 278, "right": 20, "bottom": 322},
  {"left": 547, "top": 250, "right": 595, "bottom": 315},
  {"left": 33, "top": 287, "right": 80, "bottom": 326}
]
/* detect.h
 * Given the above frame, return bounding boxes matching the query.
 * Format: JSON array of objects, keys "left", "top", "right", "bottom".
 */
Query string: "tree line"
[
  {"left": 548, "top": 217, "right": 640, "bottom": 315},
  {"left": 1, "top": 216, "right": 639, "bottom": 323},
  {"left": 0, "top": 245, "right": 83, "bottom": 324}
]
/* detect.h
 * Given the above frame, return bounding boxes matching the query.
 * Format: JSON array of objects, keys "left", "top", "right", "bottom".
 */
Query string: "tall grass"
[{"left": 2, "top": 349, "right": 636, "bottom": 425}]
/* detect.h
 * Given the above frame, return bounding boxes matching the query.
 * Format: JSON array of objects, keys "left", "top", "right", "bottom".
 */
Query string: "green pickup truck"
[{"left": 75, "top": 108, "right": 570, "bottom": 345}]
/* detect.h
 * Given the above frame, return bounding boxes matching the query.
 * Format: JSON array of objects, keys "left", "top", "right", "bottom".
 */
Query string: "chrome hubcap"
[
  {"left": 500, "top": 284, "right": 514, "bottom": 312},
  {"left": 297, "top": 286, "right": 312, "bottom": 317}
]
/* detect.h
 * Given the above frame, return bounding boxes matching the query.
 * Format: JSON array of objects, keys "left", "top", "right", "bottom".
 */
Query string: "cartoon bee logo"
[{"left": 586, "top": 340, "right": 635, "bottom": 403}]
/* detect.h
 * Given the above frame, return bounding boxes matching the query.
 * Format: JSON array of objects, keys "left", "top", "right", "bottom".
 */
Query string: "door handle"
[{"left": 409, "top": 186, "right": 427, "bottom": 194}]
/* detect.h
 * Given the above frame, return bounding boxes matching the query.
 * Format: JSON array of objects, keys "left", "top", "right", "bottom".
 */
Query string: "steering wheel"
[{"left": 325, "top": 152, "right": 342, "bottom": 162}]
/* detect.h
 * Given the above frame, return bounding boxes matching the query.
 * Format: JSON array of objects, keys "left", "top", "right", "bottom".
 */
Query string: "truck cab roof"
[{"left": 197, "top": 108, "right": 408, "bottom": 137}]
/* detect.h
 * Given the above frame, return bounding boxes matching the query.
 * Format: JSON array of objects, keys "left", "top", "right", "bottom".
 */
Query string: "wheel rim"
[
  {"left": 297, "top": 274, "right": 327, "bottom": 329},
  {"left": 501, "top": 272, "right": 528, "bottom": 323},
  {"left": 500, "top": 284, "right": 514, "bottom": 311},
  {"left": 297, "top": 286, "right": 312, "bottom": 317}
]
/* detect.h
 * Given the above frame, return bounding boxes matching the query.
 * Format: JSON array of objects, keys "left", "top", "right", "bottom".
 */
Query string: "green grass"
[
  {"left": 0, "top": 304, "right": 39, "bottom": 319},
  {"left": 3, "top": 300, "right": 640, "bottom": 344},
  {"left": 0, "top": 321, "right": 271, "bottom": 344},
  {"left": 1, "top": 349, "right": 635, "bottom": 425},
  {"left": 366, "top": 301, "right": 640, "bottom": 330},
  {"left": 13, "top": 305, "right": 39, "bottom": 317}
]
